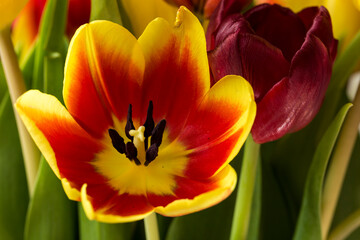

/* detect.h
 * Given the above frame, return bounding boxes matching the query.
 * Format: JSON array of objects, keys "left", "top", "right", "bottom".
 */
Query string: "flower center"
[{"left": 108, "top": 101, "right": 166, "bottom": 166}]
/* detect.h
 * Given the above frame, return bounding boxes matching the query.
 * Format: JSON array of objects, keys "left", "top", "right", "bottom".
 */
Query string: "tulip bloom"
[
  {"left": 16, "top": 7, "right": 256, "bottom": 222},
  {"left": 12, "top": 0, "right": 90, "bottom": 61},
  {"left": 208, "top": 4, "right": 337, "bottom": 143},
  {"left": 0, "top": 0, "right": 29, "bottom": 30},
  {"left": 254, "top": 0, "right": 360, "bottom": 49}
]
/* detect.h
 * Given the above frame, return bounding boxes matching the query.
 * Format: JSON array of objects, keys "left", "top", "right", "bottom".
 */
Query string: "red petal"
[
  {"left": 209, "top": 32, "right": 290, "bottom": 101},
  {"left": 252, "top": 34, "right": 332, "bottom": 143},
  {"left": 138, "top": 8, "right": 210, "bottom": 139},
  {"left": 244, "top": 4, "right": 307, "bottom": 61}
]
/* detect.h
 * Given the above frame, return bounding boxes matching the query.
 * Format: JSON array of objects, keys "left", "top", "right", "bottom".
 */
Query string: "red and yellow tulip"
[
  {"left": 0, "top": 0, "right": 29, "bottom": 30},
  {"left": 12, "top": 0, "right": 90, "bottom": 62},
  {"left": 15, "top": 7, "right": 256, "bottom": 222}
]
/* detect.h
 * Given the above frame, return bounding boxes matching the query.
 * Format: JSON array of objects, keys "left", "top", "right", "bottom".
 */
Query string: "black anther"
[
  {"left": 145, "top": 144, "right": 159, "bottom": 166},
  {"left": 143, "top": 101, "right": 155, "bottom": 138},
  {"left": 125, "top": 142, "right": 141, "bottom": 165},
  {"left": 151, "top": 119, "right": 166, "bottom": 147},
  {"left": 108, "top": 129, "right": 126, "bottom": 154},
  {"left": 125, "top": 104, "right": 135, "bottom": 141}
]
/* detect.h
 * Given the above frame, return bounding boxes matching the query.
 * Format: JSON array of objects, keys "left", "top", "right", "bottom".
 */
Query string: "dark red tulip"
[{"left": 207, "top": 4, "right": 337, "bottom": 143}]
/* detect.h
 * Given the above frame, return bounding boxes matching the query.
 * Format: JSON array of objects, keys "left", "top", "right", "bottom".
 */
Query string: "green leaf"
[
  {"left": 0, "top": 93, "right": 29, "bottom": 240},
  {"left": 24, "top": 158, "right": 77, "bottom": 240},
  {"left": 332, "top": 135, "right": 360, "bottom": 239},
  {"left": 247, "top": 159, "right": 262, "bottom": 240},
  {"left": 32, "top": 0, "right": 68, "bottom": 90},
  {"left": 78, "top": 204, "right": 135, "bottom": 240},
  {"left": 293, "top": 103, "right": 352, "bottom": 240},
  {"left": 90, "top": 0, "right": 123, "bottom": 24},
  {"left": 316, "top": 30, "right": 360, "bottom": 136},
  {"left": 0, "top": 64, "right": 6, "bottom": 100}
]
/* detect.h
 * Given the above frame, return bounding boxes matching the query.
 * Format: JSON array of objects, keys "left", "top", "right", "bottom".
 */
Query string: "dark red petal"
[
  {"left": 252, "top": 34, "right": 333, "bottom": 143},
  {"left": 206, "top": 0, "right": 252, "bottom": 50},
  {"left": 66, "top": 0, "right": 91, "bottom": 37},
  {"left": 299, "top": 6, "right": 338, "bottom": 62},
  {"left": 209, "top": 32, "right": 289, "bottom": 101},
  {"left": 244, "top": 4, "right": 307, "bottom": 61}
]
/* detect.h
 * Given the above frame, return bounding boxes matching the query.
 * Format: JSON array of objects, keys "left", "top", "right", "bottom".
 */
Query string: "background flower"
[
  {"left": 0, "top": 0, "right": 29, "bottom": 30},
  {"left": 12, "top": 0, "right": 91, "bottom": 62},
  {"left": 208, "top": 4, "right": 337, "bottom": 143},
  {"left": 254, "top": 0, "right": 360, "bottom": 49}
]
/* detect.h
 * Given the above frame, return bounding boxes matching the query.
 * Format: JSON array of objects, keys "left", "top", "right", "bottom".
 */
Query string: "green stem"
[
  {"left": 328, "top": 208, "right": 360, "bottom": 240},
  {"left": 229, "top": 135, "right": 260, "bottom": 240},
  {"left": 0, "top": 27, "right": 40, "bottom": 195},
  {"left": 144, "top": 212, "right": 160, "bottom": 240},
  {"left": 321, "top": 82, "right": 360, "bottom": 239}
]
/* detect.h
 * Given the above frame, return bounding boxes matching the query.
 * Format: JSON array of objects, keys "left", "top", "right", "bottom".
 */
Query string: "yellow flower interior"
[{"left": 92, "top": 119, "right": 189, "bottom": 196}]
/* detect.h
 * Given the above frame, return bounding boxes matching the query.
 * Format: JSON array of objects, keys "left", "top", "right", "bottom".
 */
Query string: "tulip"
[
  {"left": 15, "top": 7, "right": 256, "bottom": 222},
  {"left": 12, "top": 0, "right": 90, "bottom": 61},
  {"left": 254, "top": 0, "right": 360, "bottom": 49},
  {"left": 208, "top": 4, "right": 337, "bottom": 143},
  {"left": 0, "top": 0, "right": 29, "bottom": 30}
]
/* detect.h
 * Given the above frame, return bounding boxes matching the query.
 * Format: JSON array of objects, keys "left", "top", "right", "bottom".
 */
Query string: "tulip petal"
[
  {"left": 209, "top": 31, "right": 290, "bottom": 101},
  {"left": 15, "top": 90, "right": 106, "bottom": 196},
  {"left": 12, "top": 0, "right": 46, "bottom": 62},
  {"left": 153, "top": 165, "right": 237, "bottom": 216},
  {"left": 0, "top": 0, "right": 29, "bottom": 30},
  {"left": 178, "top": 75, "right": 256, "bottom": 179},
  {"left": 138, "top": 7, "right": 210, "bottom": 139},
  {"left": 298, "top": 6, "right": 337, "bottom": 62},
  {"left": 64, "top": 21, "right": 145, "bottom": 137},
  {"left": 206, "top": 0, "right": 252, "bottom": 50},
  {"left": 252, "top": 34, "right": 332, "bottom": 143},
  {"left": 81, "top": 184, "right": 154, "bottom": 223},
  {"left": 244, "top": 4, "right": 307, "bottom": 61}
]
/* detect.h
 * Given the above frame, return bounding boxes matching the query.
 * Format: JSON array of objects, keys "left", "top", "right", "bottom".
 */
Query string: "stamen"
[
  {"left": 145, "top": 143, "right": 158, "bottom": 166},
  {"left": 151, "top": 119, "right": 166, "bottom": 147},
  {"left": 125, "top": 104, "right": 135, "bottom": 141},
  {"left": 125, "top": 142, "right": 141, "bottom": 165},
  {"left": 143, "top": 101, "right": 155, "bottom": 138},
  {"left": 108, "top": 129, "right": 125, "bottom": 154}
]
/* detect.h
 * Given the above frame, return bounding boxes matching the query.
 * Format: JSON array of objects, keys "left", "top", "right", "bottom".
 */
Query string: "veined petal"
[
  {"left": 64, "top": 21, "right": 145, "bottom": 137},
  {"left": 252, "top": 34, "right": 332, "bottom": 143},
  {"left": 178, "top": 75, "right": 256, "bottom": 179},
  {"left": 244, "top": 4, "right": 307, "bottom": 61},
  {"left": 120, "top": 0, "right": 178, "bottom": 37},
  {"left": 138, "top": 7, "right": 210, "bottom": 139},
  {"left": 154, "top": 165, "right": 237, "bottom": 216},
  {"left": 15, "top": 90, "right": 106, "bottom": 197},
  {"left": 209, "top": 32, "right": 290, "bottom": 101},
  {"left": 81, "top": 184, "right": 154, "bottom": 223}
]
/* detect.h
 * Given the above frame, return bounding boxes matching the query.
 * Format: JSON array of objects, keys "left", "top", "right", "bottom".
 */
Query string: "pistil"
[{"left": 129, "top": 126, "right": 146, "bottom": 164}]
